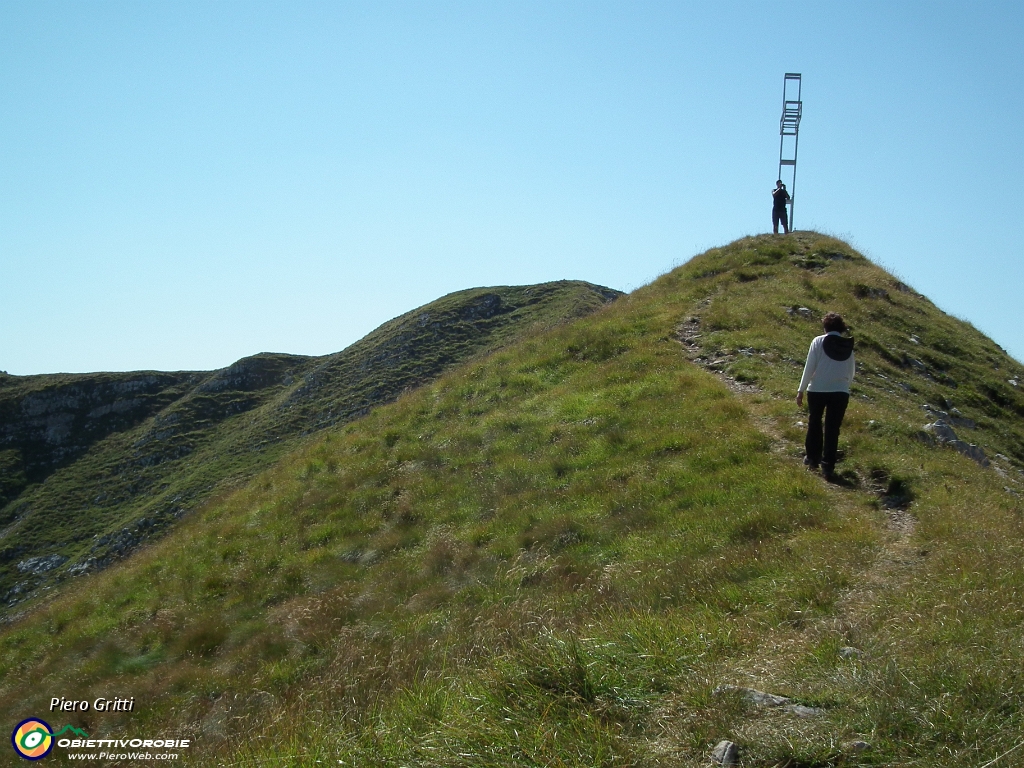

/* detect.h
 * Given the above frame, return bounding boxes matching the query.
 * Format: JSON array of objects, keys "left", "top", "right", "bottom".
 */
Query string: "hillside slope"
[
  {"left": 0, "top": 281, "right": 620, "bottom": 612},
  {"left": 1, "top": 233, "right": 1023, "bottom": 767}
]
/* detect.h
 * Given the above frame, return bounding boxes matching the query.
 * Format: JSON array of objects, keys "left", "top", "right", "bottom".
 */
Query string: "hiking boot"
[
  {"left": 821, "top": 463, "right": 836, "bottom": 481},
  {"left": 803, "top": 455, "right": 819, "bottom": 471}
]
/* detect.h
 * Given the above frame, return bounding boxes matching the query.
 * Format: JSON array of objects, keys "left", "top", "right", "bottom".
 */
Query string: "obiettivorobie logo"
[
  {"left": 11, "top": 719, "right": 87, "bottom": 761},
  {"left": 12, "top": 718, "right": 192, "bottom": 761}
]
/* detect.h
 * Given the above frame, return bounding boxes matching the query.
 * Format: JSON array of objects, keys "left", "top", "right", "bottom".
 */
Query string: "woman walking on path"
[{"left": 797, "top": 312, "right": 855, "bottom": 480}]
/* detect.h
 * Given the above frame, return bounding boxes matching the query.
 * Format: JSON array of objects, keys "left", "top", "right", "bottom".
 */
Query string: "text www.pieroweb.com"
[{"left": 65, "top": 751, "right": 180, "bottom": 761}]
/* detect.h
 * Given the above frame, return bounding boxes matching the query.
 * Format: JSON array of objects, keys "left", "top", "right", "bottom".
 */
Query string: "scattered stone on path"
[{"left": 710, "top": 740, "right": 739, "bottom": 766}]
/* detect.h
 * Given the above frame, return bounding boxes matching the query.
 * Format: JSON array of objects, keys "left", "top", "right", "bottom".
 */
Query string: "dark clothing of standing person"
[
  {"left": 772, "top": 182, "right": 790, "bottom": 234},
  {"left": 804, "top": 391, "right": 849, "bottom": 477},
  {"left": 797, "top": 313, "right": 855, "bottom": 479}
]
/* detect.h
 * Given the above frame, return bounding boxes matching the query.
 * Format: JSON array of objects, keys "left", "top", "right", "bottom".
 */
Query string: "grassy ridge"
[
  {"left": 0, "top": 281, "right": 618, "bottom": 612},
  {"left": 2, "top": 234, "right": 1023, "bottom": 766}
]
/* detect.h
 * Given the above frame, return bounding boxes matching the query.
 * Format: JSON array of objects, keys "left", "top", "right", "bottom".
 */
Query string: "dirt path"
[{"left": 675, "top": 310, "right": 919, "bottom": 637}]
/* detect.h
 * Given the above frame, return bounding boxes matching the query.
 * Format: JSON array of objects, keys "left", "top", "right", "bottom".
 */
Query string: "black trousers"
[
  {"left": 805, "top": 391, "right": 849, "bottom": 468},
  {"left": 772, "top": 207, "right": 789, "bottom": 233}
]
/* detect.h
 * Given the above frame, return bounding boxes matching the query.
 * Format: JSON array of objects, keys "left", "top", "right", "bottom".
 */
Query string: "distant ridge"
[{"left": 0, "top": 280, "right": 621, "bottom": 610}]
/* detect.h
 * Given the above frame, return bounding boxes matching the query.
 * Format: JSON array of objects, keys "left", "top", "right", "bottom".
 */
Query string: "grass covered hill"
[
  {"left": 2, "top": 233, "right": 1024, "bottom": 766},
  {"left": 0, "top": 281, "right": 620, "bottom": 613}
]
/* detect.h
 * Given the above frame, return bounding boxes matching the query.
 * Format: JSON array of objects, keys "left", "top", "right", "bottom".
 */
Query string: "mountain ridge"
[
  {"left": 0, "top": 280, "right": 621, "bottom": 610},
  {"left": 1, "top": 234, "right": 1022, "bottom": 767}
]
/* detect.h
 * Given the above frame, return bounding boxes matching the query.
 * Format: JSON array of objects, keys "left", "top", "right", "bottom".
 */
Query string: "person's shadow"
[
  {"left": 825, "top": 471, "right": 857, "bottom": 488},
  {"left": 824, "top": 450, "right": 857, "bottom": 487}
]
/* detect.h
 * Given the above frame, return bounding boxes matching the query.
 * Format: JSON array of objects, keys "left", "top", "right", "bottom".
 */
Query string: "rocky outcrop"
[
  {"left": 0, "top": 372, "right": 194, "bottom": 505},
  {"left": 922, "top": 419, "right": 989, "bottom": 467},
  {"left": 16, "top": 555, "right": 67, "bottom": 574}
]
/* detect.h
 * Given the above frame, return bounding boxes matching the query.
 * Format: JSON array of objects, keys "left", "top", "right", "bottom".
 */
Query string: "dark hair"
[{"left": 822, "top": 312, "right": 847, "bottom": 333}]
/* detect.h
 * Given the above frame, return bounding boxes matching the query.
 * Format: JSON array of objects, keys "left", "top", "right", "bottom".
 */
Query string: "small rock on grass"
[
  {"left": 711, "top": 740, "right": 739, "bottom": 766},
  {"left": 713, "top": 685, "right": 822, "bottom": 716}
]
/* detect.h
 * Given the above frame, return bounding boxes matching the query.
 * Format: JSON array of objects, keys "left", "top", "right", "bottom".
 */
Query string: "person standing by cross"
[{"left": 772, "top": 180, "right": 790, "bottom": 234}]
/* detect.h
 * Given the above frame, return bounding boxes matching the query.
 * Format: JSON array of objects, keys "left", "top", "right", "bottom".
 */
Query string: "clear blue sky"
[{"left": 2, "top": 1, "right": 1022, "bottom": 375}]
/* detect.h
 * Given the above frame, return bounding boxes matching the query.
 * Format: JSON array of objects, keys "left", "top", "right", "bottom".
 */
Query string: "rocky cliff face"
[{"left": 0, "top": 372, "right": 196, "bottom": 508}]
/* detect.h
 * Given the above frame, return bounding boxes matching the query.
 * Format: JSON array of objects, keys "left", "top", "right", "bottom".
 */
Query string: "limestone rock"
[
  {"left": 923, "top": 420, "right": 989, "bottom": 467},
  {"left": 16, "top": 555, "right": 67, "bottom": 574},
  {"left": 713, "top": 684, "right": 822, "bottom": 716},
  {"left": 922, "top": 404, "right": 975, "bottom": 429},
  {"left": 710, "top": 740, "right": 739, "bottom": 766}
]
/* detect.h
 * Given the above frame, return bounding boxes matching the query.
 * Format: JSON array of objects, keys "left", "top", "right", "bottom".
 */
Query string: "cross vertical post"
[{"left": 778, "top": 73, "right": 802, "bottom": 230}]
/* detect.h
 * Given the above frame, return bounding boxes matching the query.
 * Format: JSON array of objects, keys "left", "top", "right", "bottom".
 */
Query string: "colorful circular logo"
[{"left": 11, "top": 718, "right": 54, "bottom": 760}]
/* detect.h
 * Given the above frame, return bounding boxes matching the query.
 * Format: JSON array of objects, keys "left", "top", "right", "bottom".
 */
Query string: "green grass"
[
  {"left": 1, "top": 233, "right": 1022, "bottom": 766},
  {"left": 0, "top": 281, "right": 618, "bottom": 611}
]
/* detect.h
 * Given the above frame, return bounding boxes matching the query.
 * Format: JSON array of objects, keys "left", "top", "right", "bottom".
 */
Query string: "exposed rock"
[
  {"left": 710, "top": 740, "right": 739, "bottom": 766},
  {"left": 923, "top": 420, "right": 989, "bottom": 467},
  {"left": 855, "top": 285, "right": 890, "bottom": 300},
  {"left": 845, "top": 740, "right": 872, "bottom": 753},
  {"left": 838, "top": 646, "right": 863, "bottom": 659},
  {"left": 922, "top": 404, "right": 975, "bottom": 429},
  {"left": 16, "top": 554, "right": 67, "bottom": 574},
  {"left": 787, "top": 306, "right": 814, "bottom": 318},
  {"left": 716, "top": 685, "right": 789, "bottom": 707},
  {"left": 67, "top": 559, "right": 97, "bottom": 577},
  {"left": 714, "top": 685, "right": 822, "bottom": 716},
  {"left": 4, "top": 580, "right": 33, "bottom": 604},
  {"left": 893, "top": 281, "right": 918, "bottom": 294}
]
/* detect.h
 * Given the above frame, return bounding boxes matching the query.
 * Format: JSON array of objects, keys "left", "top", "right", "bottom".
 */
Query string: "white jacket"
[{"left": 798, "top": 332, "right": 856, "bottom": 394}]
